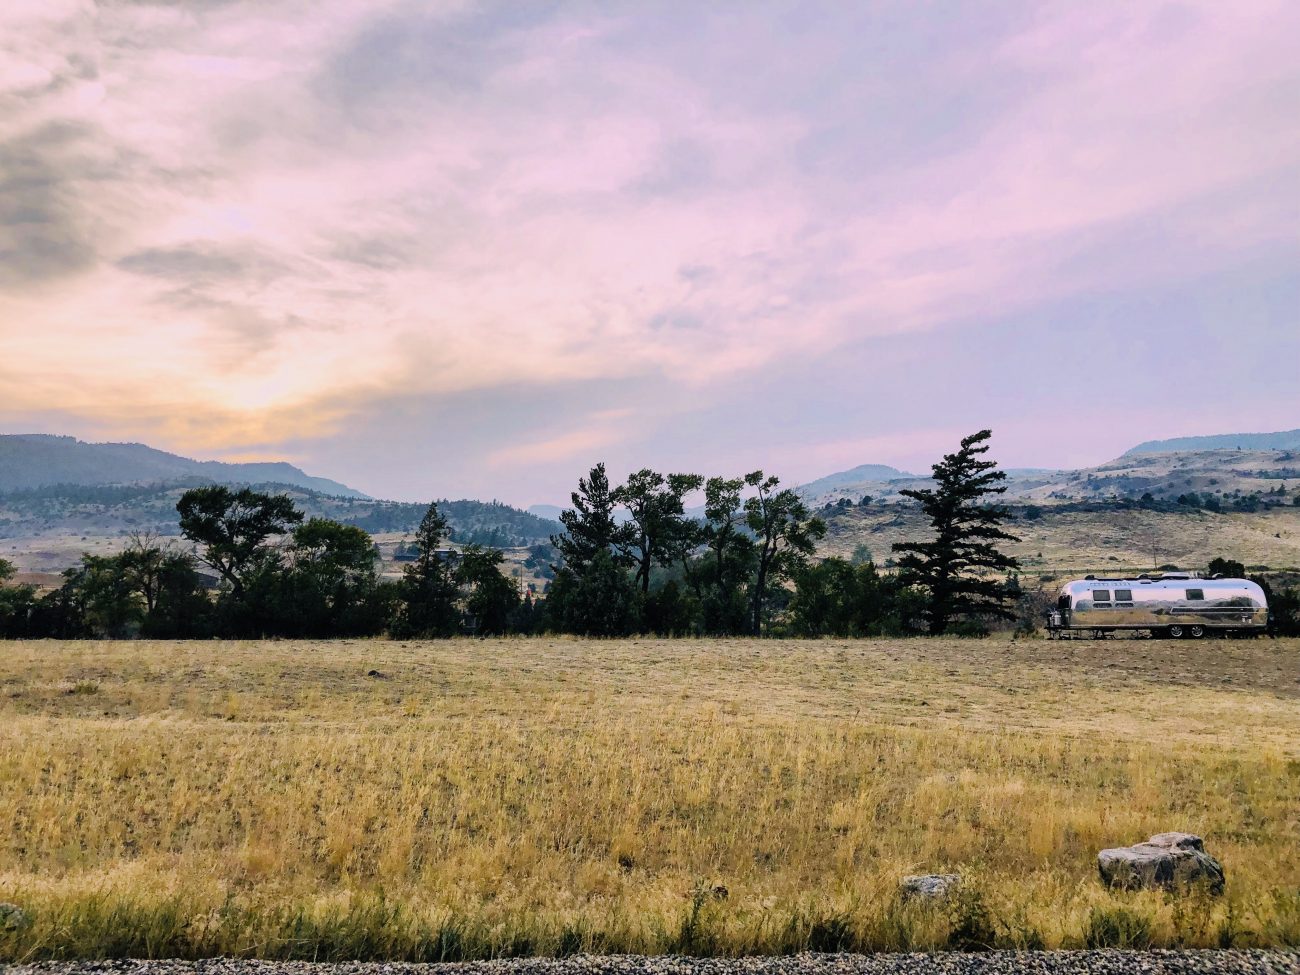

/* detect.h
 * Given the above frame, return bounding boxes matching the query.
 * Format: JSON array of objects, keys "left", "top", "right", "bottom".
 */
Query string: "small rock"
[
  {"left": 0, "top": 901, "right": 28, "bottom": 929},
  {"left": 1098, "top": 831, "right": 1225, "bottom": 894},
  {"left": 899, "top": 873, "right": 961, "bottom": 901}
]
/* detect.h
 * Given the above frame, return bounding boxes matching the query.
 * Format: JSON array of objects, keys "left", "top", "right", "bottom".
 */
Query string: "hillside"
[
  {"left": 819, "top": 501, "right": 1300, "bottom": 576},
  {"left": 0, "top": 482, "right": 563, "bottom": 574},
  {"left": 793, "top": 463, "right": 914, "bottom": 503},
  {"left": 1125, "top": 428, "right": 1300, "bottom": 455},
  {"left": 795, "top": 427, "right": 1300, "bottom": 507},
  {"left": 799, "top": 448, "right": 1300, "bottom": 507},
  {"left": 0, "top": 435, "right": 367, "bottom": 498}
]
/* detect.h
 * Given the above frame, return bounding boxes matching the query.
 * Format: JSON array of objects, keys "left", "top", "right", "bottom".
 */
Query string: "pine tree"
[
  {"left": 551, "top": 463, "right": 629, "bottom": 572},
  {"left": 395, "top": 501, "right": 461, "bottom": 637},
  {"left": 892, "top": 430, "right": 1020, "bottom": 635}
]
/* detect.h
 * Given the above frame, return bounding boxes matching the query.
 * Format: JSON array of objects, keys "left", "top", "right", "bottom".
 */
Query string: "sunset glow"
[{"left": 2, "top": 1, "right": 1297, "bottom": 502}]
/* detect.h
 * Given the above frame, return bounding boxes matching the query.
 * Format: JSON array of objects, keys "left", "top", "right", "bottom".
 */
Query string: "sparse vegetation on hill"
[
  {"left": 0, "top": 482, "right": 561, "bottom": 550},
  {"left": 819, "top": 495, "right": 1300, "bottom": 569},
  {"left": 799, "top": 446, "right": 1300, "bottom": 509}
]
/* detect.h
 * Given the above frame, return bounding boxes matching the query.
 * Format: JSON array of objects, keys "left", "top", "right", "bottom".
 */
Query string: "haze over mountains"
[
  {"left": 0, "top": 435, "right": 367, "bottom": 498},
  {"left": 3, "top": 427, "right": 1297, "bottom": 519},
  {"left": 0, "top": 436, "right": 561, "bottom": 561}
]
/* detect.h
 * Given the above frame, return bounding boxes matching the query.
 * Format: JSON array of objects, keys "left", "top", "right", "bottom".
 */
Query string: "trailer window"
[
  {"left": 1186, "top": 588, "right": 1204, "bottom": 601},
  {"left": 1092, "top": 589, "right": 1111, "bottom": 604},
  {"left": 1115, "top": 589, "right": 1133, "bottom": 605}
]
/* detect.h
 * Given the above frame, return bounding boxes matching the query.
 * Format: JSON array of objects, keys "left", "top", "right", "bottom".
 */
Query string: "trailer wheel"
[
  {"left": 1167, "top": 625, "right": 1185, "bottom": 639},
  {"left": 1189, "top": 625, "right": 1205, "bottom": 638}
]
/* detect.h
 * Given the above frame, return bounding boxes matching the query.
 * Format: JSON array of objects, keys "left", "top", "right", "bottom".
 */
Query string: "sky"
[{"left": 1, "top": 1, "right": 1297, "bottom": 506}]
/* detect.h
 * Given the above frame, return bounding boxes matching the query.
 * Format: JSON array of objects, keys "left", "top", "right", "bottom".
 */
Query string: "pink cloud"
[{"left": 0, "top": 1, "right": 1296, "bottom": 496}]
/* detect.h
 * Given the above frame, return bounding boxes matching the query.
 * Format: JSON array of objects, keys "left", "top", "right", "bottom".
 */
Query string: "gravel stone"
[{"left": 6, "top": 953, "right": 1300, "bottom": 975}]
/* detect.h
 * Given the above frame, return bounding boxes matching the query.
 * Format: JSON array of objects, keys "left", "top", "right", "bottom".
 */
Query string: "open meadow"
[{"left": 2, "top": 637, "right": 1299, "bottom": 961}]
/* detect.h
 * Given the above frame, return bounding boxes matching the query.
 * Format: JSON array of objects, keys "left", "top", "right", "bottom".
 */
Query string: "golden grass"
[{"left": 2, "top": 636, "right": 1299, "bottom": 960}]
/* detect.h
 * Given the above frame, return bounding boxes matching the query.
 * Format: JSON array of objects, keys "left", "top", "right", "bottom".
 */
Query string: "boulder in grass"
[
  {"left": 1097, "top": 832, "right": 1225, "bottom": 895},
  {"left": 0, "top": 902, "right": 27, "bottom": 930},
  {"left": 900, "top": 873, "right": 961, "bottom": 901}
]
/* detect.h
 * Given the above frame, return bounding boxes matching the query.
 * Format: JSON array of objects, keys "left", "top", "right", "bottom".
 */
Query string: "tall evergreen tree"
[
  {"left": 394, "top": 502, "right": 461, "bottom": 637},
  {"left": 552, "top": 463, "right": 629, "bottom": 572},
  {"left": 892, "top": 429, "right": 1020, "bottom": 635}
]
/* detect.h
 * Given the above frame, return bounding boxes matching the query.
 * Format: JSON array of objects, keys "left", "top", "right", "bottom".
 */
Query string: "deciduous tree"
[
  {"left": 458, "top": 546, "right": 521, "bottom": 635},
  {"left": 176, "top": 486, "right": 302, "bottom": 597},
  {"left": 744, "top": 472, "right": 826, "bottom": 635},
  {"left": 615, "top": 469, "right": 703, "bottom": 594}
]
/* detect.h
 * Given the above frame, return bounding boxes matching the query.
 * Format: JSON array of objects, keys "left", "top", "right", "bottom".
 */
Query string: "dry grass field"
[{"left": 2, "top": 637, "right": 1299, "bottom": 961}]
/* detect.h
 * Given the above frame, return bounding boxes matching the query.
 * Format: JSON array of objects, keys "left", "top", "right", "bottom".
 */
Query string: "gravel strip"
[{"left": 5, "top": 953, "right": 1299, "bottom": 975}]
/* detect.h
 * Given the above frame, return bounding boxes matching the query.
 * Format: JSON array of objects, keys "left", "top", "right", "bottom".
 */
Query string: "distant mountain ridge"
[
  {"left": 794, "top": 463, "right": 915, "bottom": 500},
  {"left": 796, "top": 426, "right": 1300, "bottom": 507},
  {"left": 0, "top": 434, "right": 368, "bottom": 498},
  {"left": 1123, "top": 428, "right": 1300, "bottom": 456},
  {"left": 527, "top": 504, "right": 565, "bottom": 521}
]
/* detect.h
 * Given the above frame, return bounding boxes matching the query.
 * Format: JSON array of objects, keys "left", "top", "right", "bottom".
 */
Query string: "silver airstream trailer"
[{"left": 1045, "top": 573, "right": 1268, "bottom": 638}]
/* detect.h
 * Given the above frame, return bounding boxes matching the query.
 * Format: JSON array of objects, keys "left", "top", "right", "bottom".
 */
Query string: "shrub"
[{"left": 1084, "top": 904, "right": 1153, "bottom": 949}]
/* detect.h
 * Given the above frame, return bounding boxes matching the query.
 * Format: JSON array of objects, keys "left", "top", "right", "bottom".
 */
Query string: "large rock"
[
  {"left": 1097, "top": 832, "right": 1225, "bottom": 894},
  {"left": 899, "top": 873, "right": 961, "bottom": 901},
  {"left": 0, "top": 902, "right": 27, "bottom": 930}
]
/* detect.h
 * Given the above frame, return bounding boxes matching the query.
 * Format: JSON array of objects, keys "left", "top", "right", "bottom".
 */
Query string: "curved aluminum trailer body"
[{"left": 1045, "top": 575, "right": 1268, "bottom": 637}]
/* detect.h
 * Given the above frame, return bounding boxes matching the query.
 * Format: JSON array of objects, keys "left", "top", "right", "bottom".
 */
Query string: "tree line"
[
  {"left": 0, "top": 430, "right": 1039, "bottom": 639},
  {"left": 542, "top": 430, "right": 1021, "bottom": 636},
  {"left": 0, "top": 487, "right": 538, "bottom": 640}
]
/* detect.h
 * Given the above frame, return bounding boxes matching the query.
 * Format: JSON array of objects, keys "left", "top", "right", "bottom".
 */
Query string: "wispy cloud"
[{"left": 0, "top": 1, "right": 1296, "bottom": 500}]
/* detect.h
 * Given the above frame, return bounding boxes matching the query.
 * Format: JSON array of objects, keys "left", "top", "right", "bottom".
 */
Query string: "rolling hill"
[
  {"left": 0, "top": 435, "right": 367, "bottom": 497},
  {"left": 0, "top": 481, "right": 563, "bottom": 575},
  {"left": 0, "top": 434, "right": 563, "bottom": 574},
  {"left": 793, "top": 463, "right": 915, "bottom": 502},
  {"left": 1124, "top": 428, "right": 1300, "bottom": 455},
  {"left": 797, "top": 427, "right": 1300, "bottom": 507}
]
